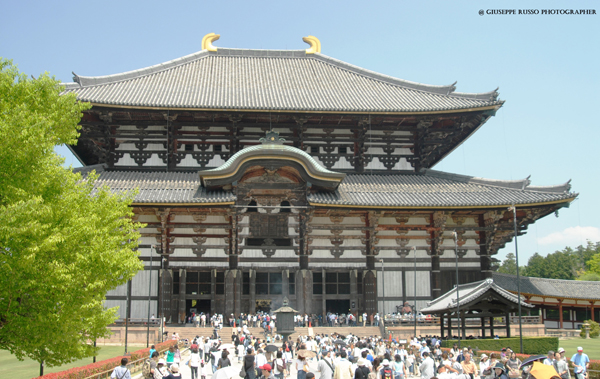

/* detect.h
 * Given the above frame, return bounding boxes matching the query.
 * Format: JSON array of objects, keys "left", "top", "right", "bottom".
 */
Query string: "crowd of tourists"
[{"left": 133, "top": 330, "right": 591, "bottom": 379}]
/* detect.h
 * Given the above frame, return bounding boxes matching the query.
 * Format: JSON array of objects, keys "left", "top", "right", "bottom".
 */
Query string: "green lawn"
[
  {"left": 558, "top": 338, "right": 600, "bottom": 360},
  {"left": 0, "top": 345, "right": 145, "bottom": 379}
]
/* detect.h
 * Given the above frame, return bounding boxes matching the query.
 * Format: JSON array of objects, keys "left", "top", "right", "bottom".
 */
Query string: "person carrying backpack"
[
  {"left": 355, "top": 359, "right": 370, "bottom": 379},
  {"left": 380, "top": 360, "right": 394, "bottom": 379}
]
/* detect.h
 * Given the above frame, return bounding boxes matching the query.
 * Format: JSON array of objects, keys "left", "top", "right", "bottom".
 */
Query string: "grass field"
[
  {"left": 558, "top": 338, "right": 600, "bottom": 360},
  {"left": 0, "top": 345, "right": 145, "bottom": 379}
]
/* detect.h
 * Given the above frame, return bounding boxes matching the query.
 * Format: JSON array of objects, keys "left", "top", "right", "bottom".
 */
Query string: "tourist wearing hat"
[
  {"left": 260, "top": 364, "right": 276, "bottom": 379},
  {"left": 379, "top": 359, "right": 394, "bottom": 379},
  {"left": 484, "top": 353, "right": 499, "bottom": 379},
  {"left": 163, "top": 363, "right": 182, "bottom": 379},
  {"left": 493, "top": 362, "right": 508, "bottom": 379},
  {"left": 479, "top": 354, "right": 490, "bottom": 379},
  {"left": 355, "top": 359, "right": 370, "bottom": 379},
  {"left": 155, "top": 358, "right": 168, "bottom": 378},
  {"left": 554, "top": 348, "right": 570, "bottom": 379},
  {"left": 571, "top": 347, "right": 590, "bottom": 379}
]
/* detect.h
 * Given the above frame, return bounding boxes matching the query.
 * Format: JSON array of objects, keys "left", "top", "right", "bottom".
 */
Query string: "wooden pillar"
[
  {"left": 350, "top": 269, "right": 358, "bottom": 315},
  {"left": 478, "top": 216, "right": 492, "bottom": 279},
  {"left": 461, "top": 313, "right": 466, "bottom": 338},
  {"left": 224, "top": 269, "right": 241, "bottom": 317},
  {"left": 161, "top": 269, "right": 173, "bottom": 323},
  {"left": 440, "top": 312, "right": 445, "bottom": 338},
  {"left": 448, "top": 314, "right": 452, "bottom": 339},
  {"left": 591, "top": 303, "right": 595, "bottom": 322},
  {"left": 481, "top": 317, "right": 485, "bottom": 338},
  {"left": 249, "top": 269, "right": 256, "bottom": 314},
  {"left": 506, "top": 312, "right": 511, "bottom": 337},
  {"left": 559, "top": 301, "right": 564, "bottom": 329},
  {"left": 431, "top": 253, "right": 442, "bottom": 299},
  {"left": 364, "top": 267, "right": 377, "bottom": 316},
  {"left": 322, "top": 268, "right": 326, "bottom": 317},
  {"left": 179, "top": 269, "right": 186, "bottom": 323},
  {"left": 490, "top": 316, "right": 494, "bottom": 337},
  {"left": 297, "top": 270, "right": 313, "bottom": 315},
  {"left": 283, "top": 269, "right": 290, "bottom": 298},
  {"left": 210, "top": 269, "right": 216, "bottom": 316}
]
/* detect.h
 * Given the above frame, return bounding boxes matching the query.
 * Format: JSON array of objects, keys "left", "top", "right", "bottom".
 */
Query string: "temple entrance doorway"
[
  {"left": 326, "top": 299, "right": 351, "bottom": 314},
  {"left": 187, "top": 299, "right": 211, "bottom": 316},
  {"left": 256, "top": 299, "right": 272, "bottom": 313}
]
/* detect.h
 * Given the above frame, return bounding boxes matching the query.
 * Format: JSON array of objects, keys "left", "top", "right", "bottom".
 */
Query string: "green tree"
[
  {"left": 576, "top": 272, "right": 600, "bottom": 281},
  {"left": 498, "top": 253, "right": 518, "bottom": 275},
  {"left": 0, "top": 59, "right": 144, "bottom": 367},
  {"left": 524, "top": 251, "right": 576, "bottom": 279}
]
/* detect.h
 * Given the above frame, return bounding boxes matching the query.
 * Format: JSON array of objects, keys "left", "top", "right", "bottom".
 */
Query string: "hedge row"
[
  {"left": 34, "top": 340, "right": 177, "bottom": 379},
  {"left": 440, "top": 337, "right": 558, "bottom": 355}
]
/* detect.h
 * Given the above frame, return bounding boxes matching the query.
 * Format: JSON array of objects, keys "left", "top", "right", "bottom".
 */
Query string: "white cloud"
[{"left": 538, "top": 226, "right": 600, "bottom": 246}]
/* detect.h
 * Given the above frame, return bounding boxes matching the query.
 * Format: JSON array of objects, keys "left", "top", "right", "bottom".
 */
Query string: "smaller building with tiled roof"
[{"left": 493, "top": 272, "right": 600, "bottom": 330}]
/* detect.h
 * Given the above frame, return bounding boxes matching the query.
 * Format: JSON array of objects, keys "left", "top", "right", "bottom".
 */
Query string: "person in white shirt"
[
  {"left": 237, "top": 343, "right": 245, "bottom": 363},
  {"left": 273, "top": 351, "right": 287, "bottom": 379},
  {"left": 255, "top": 349, "right": 268, "bottom": 369},
  {"left": 543, "top": 351, "right": 555, "bottom": 366},
  {"left": 478, "top": 354, "right": 490, "bottom": 379},
  {"left": 419, "top": 352, "right": 435, "bottom": 379},
  {"left": 318, "top": 350, "right": 335, "bottom": 379}
]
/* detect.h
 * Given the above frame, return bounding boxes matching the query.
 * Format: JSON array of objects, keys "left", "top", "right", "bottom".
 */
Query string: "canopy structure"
[{"left": 421, "top": 278, "right": 533, "bottom": 338}]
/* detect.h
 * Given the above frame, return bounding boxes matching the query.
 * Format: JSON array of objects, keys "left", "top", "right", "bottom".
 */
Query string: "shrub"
[
  {"left": 441, "top": 337, "right": 558, "bottom": 355},
  {"left": 33, "top": 340, "right": 177, "bottom": 379},
  {"left": 579, "top": 320, "right": 600, "bottom": 338}
]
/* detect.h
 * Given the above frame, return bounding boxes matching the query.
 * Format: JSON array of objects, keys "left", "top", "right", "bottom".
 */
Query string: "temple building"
[{"left": 63, "top": 34, "right": 577, "bottom": 322}]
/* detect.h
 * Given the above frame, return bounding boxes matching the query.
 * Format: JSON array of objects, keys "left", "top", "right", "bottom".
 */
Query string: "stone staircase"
[{"left": 165, "top": 325, "right": 382, "bottom": 342}]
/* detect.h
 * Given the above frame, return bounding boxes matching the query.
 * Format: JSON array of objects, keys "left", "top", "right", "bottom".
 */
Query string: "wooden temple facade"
[{"left": 64, "top": 35, "right": 577, "bottom": 322}]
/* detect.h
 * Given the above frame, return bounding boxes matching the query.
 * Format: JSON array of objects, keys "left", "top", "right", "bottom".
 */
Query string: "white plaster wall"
[
  {"left": 104, "top": 300, "right": 127, "bottom": 318},
  {"left": 178, "top": 154, "right": 199, "bottom": 167},
  {"left": 332, "top": 157, "right": 354, "bottom": 169},
  {"left": 405, "top": 271, "right": 431, "bottom": 297},
  {"left": 377, "top": 271, "right": 402, "bottom": 297},
  {"left": 132, "top": 270, "right": 159, "bottom": 296},
  {"left": 107, "top": 283, "right": 127, "bottom": 297}
]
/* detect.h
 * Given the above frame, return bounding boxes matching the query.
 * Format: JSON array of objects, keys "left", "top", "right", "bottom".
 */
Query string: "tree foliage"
[
  {"left": 497, "top": 253, "right": 520, "bottom": 275},
  {"left": 496, "top": 241, "right": 600, "bottom": 281},
  {"left": 522, "top": 251, "right": 576, "bottom": 279},
  {"left": 0, "top": 59, "right": 144, "bottom": 366}
]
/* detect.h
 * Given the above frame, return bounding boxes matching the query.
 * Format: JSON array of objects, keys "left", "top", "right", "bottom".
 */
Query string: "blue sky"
[{"left": 2, "top": 0, "right": 598, "bottom": 264}]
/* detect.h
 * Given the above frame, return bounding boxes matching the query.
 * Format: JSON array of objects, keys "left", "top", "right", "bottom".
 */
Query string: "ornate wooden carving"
[{"left": 249, "top": 214, "right": 289, "bottom": 238}]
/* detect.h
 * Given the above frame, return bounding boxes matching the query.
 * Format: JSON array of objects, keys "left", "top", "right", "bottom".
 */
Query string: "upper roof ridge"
[
  {"left": 63, "top": 47, "right": 500, "bottom": 101},
  {"left": 65, "top": 49, "right": 212, "bottom": 89}
]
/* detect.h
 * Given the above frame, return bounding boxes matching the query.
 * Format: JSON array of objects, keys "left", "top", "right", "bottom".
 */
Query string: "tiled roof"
[
  {"left": 309, "top": 169, "right": 575, "bottom": 208},
  {"left": 493, "top": 272, "right": 600, "bottom": 301},
  {"left": 74, "top": 165, "right": 235, "bottom": 204},
  {"left": 62, "top": 48, "right": 503, "bottom": 113},
  {"left": 422, "top": 278, "right": 532, "bottom": 314},
  {"left": 74, "top": 166, "right": 575, "bottom": 207}
]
